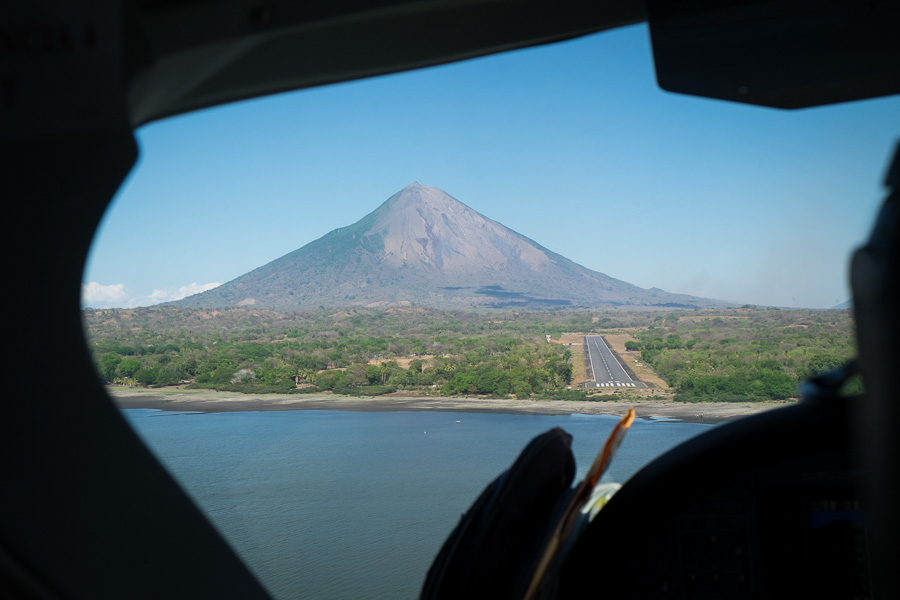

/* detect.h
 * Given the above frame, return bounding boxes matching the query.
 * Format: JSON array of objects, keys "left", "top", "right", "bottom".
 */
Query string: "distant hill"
[
  {"left": 832, "top": 299, "right": 853, "bottom": 309},
  {"left": 177, "top": 183, "right": 720, "bottom": 310}
]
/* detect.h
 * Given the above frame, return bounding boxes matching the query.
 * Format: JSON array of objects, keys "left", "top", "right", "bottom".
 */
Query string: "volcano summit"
[{"left": 178, "top": 183, "right": 712, "bottom": 310}]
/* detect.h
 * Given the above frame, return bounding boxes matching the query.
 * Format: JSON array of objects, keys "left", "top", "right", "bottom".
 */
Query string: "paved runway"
[{"left": 584, "top": 335, "right": 645, "bottom": 388}]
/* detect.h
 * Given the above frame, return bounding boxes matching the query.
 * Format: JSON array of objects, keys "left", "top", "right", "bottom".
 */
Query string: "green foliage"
[
  {"left": 82, "top": 305, "right": 857, "bottom": 403},
  {"left": 196, "top": 357, "right": 239, "bottom": 385},
  {"left": 133, "top": 366, "right": 160, "bottom": 386},
  {"left": 96, "top": 353, "right": 121, "bottom": 382},
  {"left": 665, "top": 334, "right": 684, "bottom": 349},
  {"left": 84, "top": 306, "right": 583, "bottom": 399},
  {"left": 626, "top": 308, "right": 858, "bottom": 402},
  {"left": 676, "top": 366, "right": 797, "bottom": 402},
  {"left": 117, "top": 358, "right": 142, "bottom": 379},
  {"left": 315, "top": 369, "right": 348, "bottom": 390}
]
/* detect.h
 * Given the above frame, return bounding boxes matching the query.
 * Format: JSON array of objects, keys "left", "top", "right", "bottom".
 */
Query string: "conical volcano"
[{"left": 178, "top": 183, "right": 713, "bottom": 309}]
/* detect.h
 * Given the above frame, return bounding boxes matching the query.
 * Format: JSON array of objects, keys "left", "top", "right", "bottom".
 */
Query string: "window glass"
[{"left": 82, "top": 24, "right": 897, "bottom": 599}]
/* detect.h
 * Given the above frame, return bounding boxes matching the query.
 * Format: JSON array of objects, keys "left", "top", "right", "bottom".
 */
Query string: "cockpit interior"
[{"left": 4, "top": 1, "right": 899, "bottom": 598}]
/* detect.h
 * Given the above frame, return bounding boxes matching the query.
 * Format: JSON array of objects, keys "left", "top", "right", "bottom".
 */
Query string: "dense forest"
[
  {"left": 622, "top": 310, "right": 860, "bottom": 401},
  {"left": 82, "top": 305, "right": 858, "bottom": 402}
]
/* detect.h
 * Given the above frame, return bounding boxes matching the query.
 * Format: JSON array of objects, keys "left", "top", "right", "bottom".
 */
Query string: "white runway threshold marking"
[{"left": 584, "top": 335, "right": 646, "bottom": 388}]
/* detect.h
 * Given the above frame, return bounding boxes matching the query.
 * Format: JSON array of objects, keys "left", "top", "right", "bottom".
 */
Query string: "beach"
[{"left": 109, "top": 387, "right": 792, "bottom": 423}]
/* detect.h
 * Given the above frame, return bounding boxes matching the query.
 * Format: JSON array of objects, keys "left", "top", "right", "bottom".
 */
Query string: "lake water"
[{"left": 123, "top": 409, "right": 714, "bottom": 599}]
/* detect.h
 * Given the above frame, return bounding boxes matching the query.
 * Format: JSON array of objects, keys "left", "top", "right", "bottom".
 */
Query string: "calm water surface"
[{"left": 123, "top": 409, "right": 714, "bottom": 599}]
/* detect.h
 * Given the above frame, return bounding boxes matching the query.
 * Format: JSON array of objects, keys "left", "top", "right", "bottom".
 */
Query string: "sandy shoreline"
[{"left": 108, "top": 387, "right": 792, "bottom": 423}]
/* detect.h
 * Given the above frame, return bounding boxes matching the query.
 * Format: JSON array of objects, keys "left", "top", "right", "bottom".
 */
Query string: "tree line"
[
  {"left": 84, "top": 305, "right": 859, "bottom": 402},
  {"left": 85, "top": 306, "right": 578, "bottom": 398},
  {"left": 623, "top": 309, "right": 860, "bottom": 402}
]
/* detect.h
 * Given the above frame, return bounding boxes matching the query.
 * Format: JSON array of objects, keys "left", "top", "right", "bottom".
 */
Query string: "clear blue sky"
[{"left": 84, "top": 24, "right": 900, "bottom": 310}]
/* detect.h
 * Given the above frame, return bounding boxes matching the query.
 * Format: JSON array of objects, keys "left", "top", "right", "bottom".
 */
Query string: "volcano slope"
[{"left": 177, "top": 183, "right": 715, "bottom": 310}]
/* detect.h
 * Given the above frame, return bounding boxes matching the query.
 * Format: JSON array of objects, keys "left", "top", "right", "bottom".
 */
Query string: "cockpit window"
[{"left": 81, "top": 24, "right": 896, "bottom": 598}]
